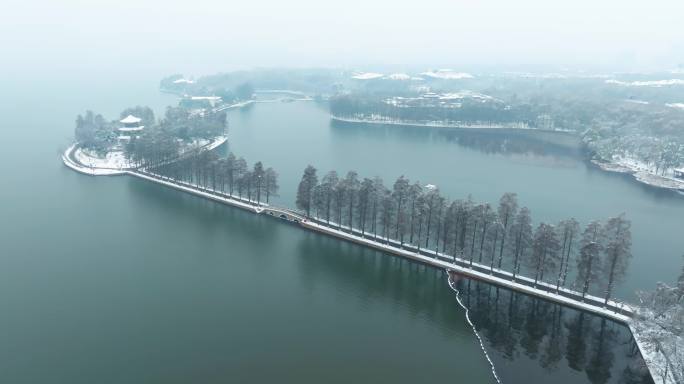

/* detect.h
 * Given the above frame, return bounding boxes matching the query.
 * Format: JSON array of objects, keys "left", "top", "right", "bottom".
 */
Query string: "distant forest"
[{"left": 162, "top": 68, "right": 684, "bottom": 173}]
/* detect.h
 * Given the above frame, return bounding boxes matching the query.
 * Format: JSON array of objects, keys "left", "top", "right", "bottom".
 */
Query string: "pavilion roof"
[{"left": 120, "top": 115, "right": 142, "bottom": 124}]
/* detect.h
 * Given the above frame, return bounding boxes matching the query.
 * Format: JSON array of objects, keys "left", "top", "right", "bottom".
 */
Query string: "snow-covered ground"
[
  {"left": 255, "top": 89, "right": 306, "bottom": 96},
  {"left": 130, "top": 170, "right": 262, "bottom": 213},
  {"left": 593, "top": 155, "right": 684, "bottom": 191},
  {"left": 330, "top": 114, "right": 577, "bottom": 132},
  {"left": 606, "top": 79, "right": 684, "bottom": 87},
  {"left": 62, "top": 144, "right": 126, "bottom": 176},
  {"left": 351, "top": 72, "right": 384, "bottom": 80},
  {"left": 420, "top": 69, "right": 474, "bottom": 80},
  {"left": 74, "top": 148, "right": 131, "bottom": 170},
  {"left": 630, "top": 310, "right": 683, "bottom": 384},
  {"left": 63, "top": 136, "right": 227, "bottom": 177},
  {"left": 439, "top": 91, "right": 501, "bottom": 103},
  {"left": 625, "top": 99, "right": 650, "bottom": 105},
  {"left": 384, "top": 73, "right": 411, "bottom": 80},
  {"left": 173, "top": 78, "right": 194, "bottom": 84},
  {"left": 666, "top": 103, "right": 684, "bottom": 110},
  {"left": 301, "top": 219, "right": 632, "bottom": 322},
  {"left": 212, "top": 100, "right": 255, "bottom": 112}
]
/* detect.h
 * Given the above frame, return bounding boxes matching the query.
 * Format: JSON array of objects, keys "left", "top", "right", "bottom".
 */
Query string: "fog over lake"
[{"left": 1, "top": 1, "right": 682, "bottom": 383}]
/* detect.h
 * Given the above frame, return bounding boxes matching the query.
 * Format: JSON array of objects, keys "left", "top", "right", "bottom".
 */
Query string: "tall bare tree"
[
  {"left": 392, "top": 176, "right": 410, "bottom": 245},
  {"left": 344, "top": 171, "right": 360, "bottom": 231},
  {"left": 296, "top": 165, "right": 318, "bottom": 217},
  {"left": 556, "top": 218, "right": 580, "bottom": 292},
  {"left": 576, "top": 221, "right": 603, "bottom": 299},
  {"left": 497, "top": 192, "right": 519, "bottom": 269},
  {"left": 601, "top": 214, "right": 632, "bottom": 305},
  {"left": 320, "top": 171, "right": 338, "bottom": 224},
  {"left": 511, "top": 207, "right": 532, "bottom": 280},
  {"left": 529, "top": 223, "right": 561, "bottom": 286},
  {"left": 264, "top": 167, "right": 278, "bottom": 204}
]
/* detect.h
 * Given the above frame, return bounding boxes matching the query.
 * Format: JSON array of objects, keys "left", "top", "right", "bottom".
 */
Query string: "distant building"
[
  {"left": 674, "top": 168, "right": 684, "bottom": 179},
  {"left": 537, "top": 114, "right": 555, "bottom": 130},
  {"left": 118, "top": 115, "right": 144, "bottom": 143}
]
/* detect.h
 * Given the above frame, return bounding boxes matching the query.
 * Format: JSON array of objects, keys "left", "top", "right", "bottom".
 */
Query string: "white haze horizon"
[{"left": 2, "top": 0, "right": 684, "bottom": 77}]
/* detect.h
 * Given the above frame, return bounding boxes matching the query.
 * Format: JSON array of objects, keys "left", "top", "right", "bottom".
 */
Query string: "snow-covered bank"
[
  {"left": 212, "top": 100, "right": 255, "bottom": 112},
  {"left": 65, "top": 147, "right": 635, "bottom": 323},
  {"left": 592, "top": 157, "right": 684, "bottom": 192},
  {"left": 420, "top": 70, "right": 473, "bottom": 80},
  {"left": 300, "top": 219, "right": 632, "bottom": 323},
  {"left": 64, "top": 151, "right": 661, "bottom": 382},
  {"left": 331, "top": 114, "right": 573, "bottom": 133},
  {"left": 606, "top": 79, "right": 684, "bottom": 87},
  {"left": 62, "top": 144, "right": 127, "bottom": 176},
  {"left": 666, "top": 103, "right": 684, "bottom": 110},
  {"left": 74, "top": 148, "right": 130, "bottom": 170},
  {"left": 129, "top": 171, "right": 262, "bottom": 213},
  {"left": 351, "top": 72, "right": 384, "bottom": 80},
  {"left": 62, "top": 136, "right": 227, "bottom": 176},
  {"left": 630, "top": 313, "right": 682, "bottom": 384},
  {"left": 255, "top": 89, "right": 306, "bottom": 96}
]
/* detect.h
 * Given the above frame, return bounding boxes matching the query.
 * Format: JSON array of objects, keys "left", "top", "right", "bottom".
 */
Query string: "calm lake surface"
[{"left": 0, "top": 73, "right": 671, "bottom": 383}]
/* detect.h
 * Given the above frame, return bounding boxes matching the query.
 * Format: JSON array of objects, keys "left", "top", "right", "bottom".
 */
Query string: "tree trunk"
[{"left": 469, "top": 221, "right": 478, "bottom": 266}]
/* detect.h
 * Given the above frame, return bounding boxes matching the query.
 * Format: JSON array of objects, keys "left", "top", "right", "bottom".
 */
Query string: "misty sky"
[{"left": 3, "top": 0, "right": 683, "bottom": 76}]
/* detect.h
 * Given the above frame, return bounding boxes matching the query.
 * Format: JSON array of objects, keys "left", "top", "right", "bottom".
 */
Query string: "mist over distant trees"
[
  {"left": 330, "top": 95, "right": 530, "bottom": 126},
  {"left": 74, "top": 111, "right": 113, "bottom": 150},
  {"left": 74, "top": 102, "right": 227, "bottom": 168},
  {"left": 120, "top": 106, "right": 155, "bottom": 128}
]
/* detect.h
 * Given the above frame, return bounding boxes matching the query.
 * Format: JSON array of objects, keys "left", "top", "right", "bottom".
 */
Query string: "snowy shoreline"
[
  {"left": 336, "top": 114, "right": 684, "bottom": 194},
  {"left": 591, "top": 158, "right": 684, "bottom": 193},
  {"left": 629, "top": 322, "right": 679, "bottom": 384},
  {"left": 63, "top": 140, "right": 661, "bottom": 384},
  {"left": 330, "top": 114, "right": 574, "bottom": 133},
  {"left": 62, "top": 136, "right": 228, "bottom": 176},
  {"left": 62, "top": 146, "right": 635, "bottom": 323}
]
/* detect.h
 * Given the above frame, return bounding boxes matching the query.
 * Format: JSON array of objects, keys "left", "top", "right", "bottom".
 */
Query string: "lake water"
[{"left": 0, "top": 73, "right": 668, "bottom": 383}]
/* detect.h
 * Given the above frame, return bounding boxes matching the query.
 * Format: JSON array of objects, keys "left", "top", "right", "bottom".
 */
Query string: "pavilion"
[{"left": 118, "top": 115, "right": 144, "bottom": 143}]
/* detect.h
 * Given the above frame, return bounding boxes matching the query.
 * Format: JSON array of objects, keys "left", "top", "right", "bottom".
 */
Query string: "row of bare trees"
[
  {"left": 152, "top": 150, "right": 279, "bottom": 205},
  {"left": 296, "top": 165, "right": 632, "bottom": 304}
]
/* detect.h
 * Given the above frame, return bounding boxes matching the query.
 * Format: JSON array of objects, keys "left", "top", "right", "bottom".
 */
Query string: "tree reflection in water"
[
  {"left": 296, "top": 230, "right": 654, "bottom": 384},
  {"left": 453, "top": 277, "right": 654, "bottom": 384}
]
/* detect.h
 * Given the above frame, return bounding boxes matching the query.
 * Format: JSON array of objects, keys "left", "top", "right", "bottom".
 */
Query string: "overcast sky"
[{"left": 3, "top": 0, "right": 683, "bottom": 76}]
